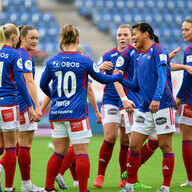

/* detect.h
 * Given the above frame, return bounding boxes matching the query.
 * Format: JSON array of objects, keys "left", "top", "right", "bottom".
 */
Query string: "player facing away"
[
  {"left": 0, "top": 24, "right": 35, "bottom": 192},
  {"left": 93, "top": 24, "right": 132, "bottom": 189},
  {"left": 175, "top": 18, "right": 192, "bottom": 188},
  {"left": 40, "top": 24, "right": 123, "bottom": 192},
  {"left": 41, "top": 44, "right": 102, "bottom": 190},
  {"left": 118, "top": 23, "right": 176, "bottom": 192}
]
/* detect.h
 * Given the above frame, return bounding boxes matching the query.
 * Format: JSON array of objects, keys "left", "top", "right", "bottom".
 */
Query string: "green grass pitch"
[{"left": 0, "top": 134, "right": 191, "bottom": 191}]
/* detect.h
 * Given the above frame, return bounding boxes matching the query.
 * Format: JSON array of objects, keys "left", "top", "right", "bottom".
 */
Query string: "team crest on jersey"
[
  {"left": 147, "top": 55, "right": 151, "bottom": 59},
  {"left": 187, "top": 55, "right": 192, "bottom": 63},
  {"left": 93, "top": 62, "right": 100, "bottom": 73},
  {"left": 52, "top": 60, "right": 60, "bottom": 68},
  {"left": 159, "top": 54, "right": 167, "bottom": 62},
  {"left": 25, "top": 60, "right": 32, "bottom": 71},
  {"left": 97, "top": 57, "right": 103, "bottom": 65},
  {"left": 116, "top": 56, "right": 124, "bottom": 67},
  {"left": 17, "top": 58, "right": 23, "bottom": 69}
]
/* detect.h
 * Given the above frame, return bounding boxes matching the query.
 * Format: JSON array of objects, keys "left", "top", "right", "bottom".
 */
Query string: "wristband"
[{"left": 121, "top": 96, "right": 128, "bottom": 102}]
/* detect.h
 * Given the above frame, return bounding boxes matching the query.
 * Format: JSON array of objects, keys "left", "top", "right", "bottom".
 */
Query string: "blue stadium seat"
[
  {"left": 187, "top": 1, "right": 192, "bottom": 12},
  {"left": 157, "top": 1, "right": 164, "bottom": 12},
  {"left": 92, "top": 12, "right": 101, "bottom": 25},
  {"left": 173, "top": 29, "right": 180, "bottom": 42},
  {"left": 134, "top": 15, "right": 142, "bottom": 24},
  {"left": 20, "top": 13, "right": 31, "bottom": 25},
  {"left": 147, "top": 0, "right": 155, "bottom": 13},
  {"left": 177, "top": 0, "right": 184, "bottom": 12},
  {"left": 165, "top": 14, "right": 172, "bottom": 26},
  {"left": 144, "top": 15, "right": 152, "bottom": 24},
  {"left": 0, "top": 13, "right": 7, "bottom": 25},
  {"left": 113, "top": 14, "right": 122, "bottom": 26},
  {"left": 163, "top": 29, "right": 171, "bottom": 42},
  {"left": 175, "top": 15, "right": 183, "bottom": 26},
  {"left": 95, "top": 0, "right": 104, "bottom": 12},
  {"left": 167, "top": 1, "right": 175, "bottom": 12},
  {"left": 2, "top": 0, "right": 10, "bottom": 11},
  {"left": 105, "top": 0, "right": 114, "bottom": 12},
  {"left": 116, "top": 0, "right": 124, "bottom": 11},
  {"left": 123, "top": 14, "right": 132, "bottom": 25},
  {"left": 126, "top": 0, "right": 134, "bottom": 13},
  {"left": 136, "top": 1, "right": 144, "bottom": 13}
]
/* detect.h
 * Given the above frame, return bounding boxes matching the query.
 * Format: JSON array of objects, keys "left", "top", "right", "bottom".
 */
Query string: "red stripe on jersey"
[
  {"left": 166, "top": 81, "right": 177, "bottom": 107},
  {"left": 9, "top": 62, "right": 14, "bottom": 84},
  {"left": 20, "top": 47, "right": 32, "bottom": 60},
  {"left": 102, "top": 47, "right": 119, "bottom": 57},
  {"left": 84, "top": 70, "right": 88, "bottom": 117},
  {"left": 122, "top": 45, "right": 132, "bottom": 57},
  {"left": 185, "top": 45, "right": 192, "bottom": 55},
  {"left": 60, "top": 51, "right": 77, "bottom": 54},
  {"left": 154, "top": 44, "right": 163, "bottom": 52}
]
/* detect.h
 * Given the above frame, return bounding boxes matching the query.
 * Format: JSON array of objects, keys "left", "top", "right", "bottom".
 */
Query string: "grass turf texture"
[{"left": 0, "top": 134, "right": 191, "bottom": 192}]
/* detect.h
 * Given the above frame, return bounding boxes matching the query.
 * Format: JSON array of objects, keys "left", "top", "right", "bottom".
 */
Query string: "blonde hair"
[
  {"left": 77, "top": 44, "right": 83, "bottom": 54},
  {"left": 118, "top": 24, "right": 133, "bottom": 36},
  {"left": 0, "top": 23, "right": 19, "bottom": 49},
  {"left": 59, "top": 24, "right": 79, "bottom": 51},
  {"left": 185, "top": 18, "right": 192, "bottom": 25}
]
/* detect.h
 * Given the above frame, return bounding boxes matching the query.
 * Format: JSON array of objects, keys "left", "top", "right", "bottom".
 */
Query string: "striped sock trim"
[
  {"left": 5, "top": 147, "right": 16, "bottom": 152},
  {"left": 104, "top": 140, "right": 115, "bottom": 147},
  {"left": 53, "top": 152, "right": 64, "bottom": 160},
  {"left": 163, "top": 153, "right": 174, "bottom": 158}
]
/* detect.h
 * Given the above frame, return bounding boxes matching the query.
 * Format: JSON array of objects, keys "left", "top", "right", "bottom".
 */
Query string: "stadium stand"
[{"left": 73, "top": 0, "right": 192, "bottom": 64}]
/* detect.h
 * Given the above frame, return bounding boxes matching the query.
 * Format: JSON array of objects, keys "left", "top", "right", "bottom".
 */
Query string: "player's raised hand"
[{"left": 169, "top": 47, "right": 181, "bottom": 60}]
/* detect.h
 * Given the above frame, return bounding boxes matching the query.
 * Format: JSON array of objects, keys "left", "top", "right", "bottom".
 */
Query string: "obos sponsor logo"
[
  {"left": 155, "top": 117, "right": 167, "bottom": 125},
  {"left": 135, "top": 115, "right": 145, "bottom": 123},
  {"left": 25, "top": 60, "right": 32, "bottom": 70},
  {"left": 93, "top": 63, "right": 100, "bottom": 73},
  {"left": 116, "top": 56, "right": 124, "bottom": 67},
  {"left": 61, "top": 62, "right": 79, "bottom": 68},
  {"left": 17, "top": 58, "right": 23, "bottom": 69},
  {"left": 108, "top": 108, "right": 118, "bottom": 115}
]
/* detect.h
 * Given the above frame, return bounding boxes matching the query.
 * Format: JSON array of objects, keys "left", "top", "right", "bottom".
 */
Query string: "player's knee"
[{"left": 159, "top": 143, "right": 172, "bottom": 153}]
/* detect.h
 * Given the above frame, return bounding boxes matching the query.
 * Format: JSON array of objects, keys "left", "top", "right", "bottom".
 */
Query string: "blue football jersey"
[
  {"left": 0, "top": 45, "right": 23, "bottom": 106},
  {"left": 178, "top": 44, "right": 192, "bottom": 106},
  {"left": 98, "top": 47, "right": 120, "bottom": 107},
  {"left": 135, "top": 43, "right": 176, "bottom": 112},
  {"left": 16, "top": 48, "right": 35, "bottom": 113},
  {"left": 116, "top": 45, "right": 142, "bottom": 109},
  {"left": 41, "top": 51, "right": 122, "bottom": 121}
]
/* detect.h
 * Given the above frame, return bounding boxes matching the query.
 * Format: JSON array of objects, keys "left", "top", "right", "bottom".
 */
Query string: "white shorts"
[
  {"left": 19, "top": 111, "right": 38, "bottom": 131},
  {"left": 51, "top": 117, "right": 92, "bottom": 144},
  {"left": 0, "top": 105, "right": 19, "bottom": 132},
  {"left": 120, "top": 108, "right": 138, "bottom": 134},
  {"left": 101, "top": 104, "right": 124, "bottom": 126},
  {"left": 132, "top": 107, "right": 176, "bottom": 137},
  {"left": 178, "top": 104, "right": 192, "bottom": 126}
]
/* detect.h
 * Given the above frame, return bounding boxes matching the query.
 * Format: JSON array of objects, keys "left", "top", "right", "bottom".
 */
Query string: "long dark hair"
[{"left": 133, "top": 23, "right": 159, "bottom": 43}]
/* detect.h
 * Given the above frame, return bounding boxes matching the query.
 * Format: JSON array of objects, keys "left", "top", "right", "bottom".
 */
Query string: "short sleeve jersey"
[
  {"left": 179, "top": 45, "right": 192, "bottom": 106},
  {"left": 116, "top": 45, "right": 142, "bottom": 109},
  {"left": 135, "top": 43, "right": 176, "bottom": 112},
  {"left": 43, "top": 51, "right": 107, "bottom": 121},
  {"left": 98, "top": 47, "right": 120, "bottom": 107},
  {"left": 0, "top": 45, "right": 23, "bottom": 106},
  {"left": 16, "top": 48, "right": 35, "bottom": 113}
]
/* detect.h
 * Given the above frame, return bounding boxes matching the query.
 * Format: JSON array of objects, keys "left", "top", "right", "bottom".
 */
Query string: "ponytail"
[
  {"left": 59, "top": 24, "right": 79, "bottom": 51},
  {"left": 133, "top": 23, "right": 159, "bottom": 43},
  {"left": 0, "top": 26, "right": 5, "bottom": 49}
]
